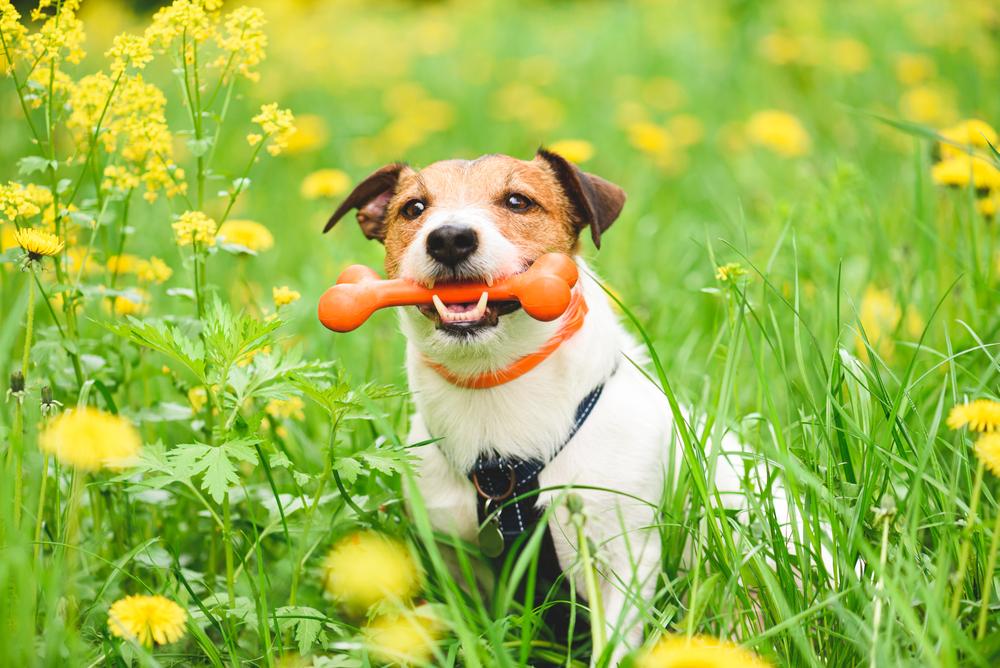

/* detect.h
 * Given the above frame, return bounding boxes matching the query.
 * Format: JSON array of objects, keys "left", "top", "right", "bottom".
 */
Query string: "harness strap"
[{"left": 470, "top": 380, "right": 607, "bottom": 541}]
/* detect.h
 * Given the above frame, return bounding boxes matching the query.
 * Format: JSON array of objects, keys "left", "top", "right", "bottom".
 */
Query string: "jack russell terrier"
[{"left": 323, "top": 150, "right": 795, "bottom": 663}]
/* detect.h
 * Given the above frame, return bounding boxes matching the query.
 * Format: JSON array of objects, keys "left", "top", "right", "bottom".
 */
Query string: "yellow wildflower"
[
  {"left": 978, "top": 191, "right": 998, "bottom": 218},
  {"left": 0, "top": 182, "right": 42, "bottom": 221},
  {"left": 363, "top": 606, "right": 442, "bottom": 665},
  {"left": 172, "top": 211, "right": 217, "bottom": 247},
  {"left": 272, "top": 285, "right": 301, "bottom": 307},
  {"left": 322, "top": 531, "right": 421, "bottom": 613},
  {"left": 715, "top": 262, "right": 747, "bottom": 283},
  {"left": 105, "top": 33, "right": 152, "bottom": 75},
  {"left": 758, "top": 32, "right": 804, "bottom": 66},
  {"left": 265, "top": 396, "right": 305, "bottom": 421},
  {"left": 26, "top": 2, "right": 87, "bottom": 68},
  {"left": 136, "top": 257, "right": 172, "bottom": 284},
  {"left": 975, "top": 434, "right": 1000, "bottom": 478},
  {"left": 930, "top": 155, "right": 1000, "bottom": 191},
  {"left": 246, "top": 133, "right": 263, "bottom": 146},
  {"left": 628, "top": 122, "right": 674, "bottom": 157},
  {"left": 636, "top": 634, "right": 770, "bottom": 668},
  {"left": 937, "top": 119, "right": 998, "bottom": 161},
  {"left": 895, "top": 53, "right": 936, "bottom": 86},
  {"left": 667, "top": 114, "right": 704, "bottom": 147},
  {"left": 491, "top": 83, "right": 562, "bottom": 132},
  {"left": 0, "top": 2, "right": 28, "bottom": 71},
  {"left": 65, "top": 246, "right": 101, "bottom": 275},
  {"left": 547, "top": 139, "right": 595, "bottom": 164},
  {"left": 213, "top": 5, "right": 267, "bottom": 81},
  {"left": 1, "top": 223, "right": 16, "bottom": 251},
  {"left": 14, "top": 227, "right": 63, "bottom": 259},
  {"left": 144, "top": 0, "right": 218, "bottom": 54},
  {"left": 300, "top": 169, "right": 350, "bottom": 200},
  {"left": 283, "top": 114, "right": 328, "bottom": 154},
  {"left": 217, "top": 219, "right": 274, "bottom": 254},
  {"left": 855, "top": 286, "right": 922, "bottom": 363},
  {"left": 746, "top": 110, "right": 810, "bottom": 157},
  {"left": 829, "top": 38, "right": 870, "bottom": 74},
  {"left": 108, "top": 594, "right": 187, "bottom": 647},
  {"left": 948, "top": 400, "right": 1000, "bottom": 433},
  {"left": 900, "top": 85, "right": 955, "bottom": 125},
  {"left": 250, "top": 103, "right": 296, "bottom": 156},
  {"left": 106, "top": 253, "right": 141, "bottom": 276},
  {"left": 188, "top": 386, "right": 208, "bottom": 413},
  {"left": 40, "top": 407, "right": 141, "bottom": 471},
  {"left": 106, "top": 288, "right": 150, "bottom": 317}
]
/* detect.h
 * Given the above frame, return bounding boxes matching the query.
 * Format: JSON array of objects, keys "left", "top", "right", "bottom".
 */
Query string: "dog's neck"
[{"left": 402, "top": 259, "right": 623, "bottom": 472}]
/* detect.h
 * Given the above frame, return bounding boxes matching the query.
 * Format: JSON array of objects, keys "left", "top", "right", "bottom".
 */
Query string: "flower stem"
[
  {"left": 976, "top": 506, "right": 1000, "bottom": 638},
  {"left": 951, "top": 459, "right": 986, "bottom": 618},
  {"left": 223, "top": 491, "right": 236, "bottom": 608},
  {"left": 33, "top": 454, "right": 49, "bottom": 561}
]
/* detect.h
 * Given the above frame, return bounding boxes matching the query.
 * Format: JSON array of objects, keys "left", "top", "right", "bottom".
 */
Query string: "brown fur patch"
[{"left": 381, "top": 155, "right": 584, "bottom": 277}]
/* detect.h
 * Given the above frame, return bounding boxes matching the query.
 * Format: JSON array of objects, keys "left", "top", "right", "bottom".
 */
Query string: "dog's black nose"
[{"left": 426, "top": 224, "right": 478, "bottom": 268}]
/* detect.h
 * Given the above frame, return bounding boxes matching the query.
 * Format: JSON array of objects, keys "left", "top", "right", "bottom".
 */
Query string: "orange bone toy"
[{"left": 318, "top": 253, "right": 579, "bottom": 333}]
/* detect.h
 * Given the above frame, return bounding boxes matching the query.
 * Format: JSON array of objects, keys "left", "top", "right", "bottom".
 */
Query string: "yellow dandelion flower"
[
  {"left": 829, "top": 38, "right": 870, "bottom": 74},
  {"left": 301, "top": 169, "right": 350, "bottom": 200},
  {"left": 746, "top": 110, "right": 810, "bottom": 157},
  {"left": 930, "top": 155, "right": 1000, "bottom": 190},
  {"left": 947, "top": 400, "right": 1000, "bottom": 433},
  {"left": 900, "top": 85, "right": 955, "bottom": 125},
  {"left": 856, "top": 286, "right": 903, "bottom": 362},
  {"left": 108, "top": 594, "right": 187, "bottom": 647},
  {"left": 322, "top": 531, "right": 421, "bottom": 612},
  {"left": 758, "top": 32, "right": 804, "bottom": 65},
  {"left": 14, "top": 227, "right": 64, "bottom": 259},
  {"left": 938, "top": 119, "right": 999, "bottom": 161},
  {"left": 636, "top": 635, "right": 770, "bottom": 668},
  {"left": 895, "top": 53, "right": 936, "bottom": 86},
  {"left": 667, "top": 114, "right": 704, "bottom": 147},
  {"left": 172, "top": 211, "right": 217, "bottom": 247},
  {"left": 547, "top": 139, "right": 595, "bottom": 164},
  {"left": 363, "top": 606, "right": 442, "bottom": 666},
  {"left": 628, "top": 121, "right": 674, "bottom": 157},
  {"left": 975, "top": 434, "right": 1000, "bottom": 478},
  {"left": 136, "top": 256, "right": 172, "bottom": 284},
  {"left": 217, "top": 219, "right": 273, "bottom": 254},
  {"left": 1, "top": 223, "right": 16, "bottom": 251},
  {"left": 283, "top": 114, "right": 328, "bottom": 154},
  {"left": 978, "top": 191, "right": 998, "bottom": 218},
  {"left": 251, "top": 103, "right": 296, "bottom": 156},
  {"left": 40, "top": 407, "right": 142, "bottom": 471},
  {"left": 105, "top": 288, "right": 150, "bottom": 317},
  {"left": 65, "top": 246, "right": 101, "bottom": 275},
  {"left": 272, "top": 285, "right": 301, "bottom": 307},
  {"left": 265, "top": 396, "right": 305, "bottom": 421},
  {"left": 106, "top": 253, "right": 142, "bottom": 276}
]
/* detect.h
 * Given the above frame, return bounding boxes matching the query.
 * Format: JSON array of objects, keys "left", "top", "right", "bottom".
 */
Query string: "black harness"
[{"left": 467, "top": 381, "right": 607, "bottom": 561}]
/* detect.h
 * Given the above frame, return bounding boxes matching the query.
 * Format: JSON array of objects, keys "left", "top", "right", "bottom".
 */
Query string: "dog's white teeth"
[
  {"left": 485, "top": 274, "right": 494, "bottom": 288},
  {"left": 431, "top": 294, "right": 449, "bottom": 320},
  {"left": 474, "top": 291, "right": 488, "bottom": 318},
  {"left": 426, "top": 276, "right": 435, "bottom": 289}
]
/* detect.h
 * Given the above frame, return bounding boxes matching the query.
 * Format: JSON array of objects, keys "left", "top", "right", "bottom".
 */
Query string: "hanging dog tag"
[{"left": 479, "top": 500, "right": 504, "bottom": 558}]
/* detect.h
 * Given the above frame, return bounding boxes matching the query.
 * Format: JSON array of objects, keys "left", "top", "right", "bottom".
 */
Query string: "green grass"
[{"left": 1, "top": 0, "right": 999, "bottom": 665}]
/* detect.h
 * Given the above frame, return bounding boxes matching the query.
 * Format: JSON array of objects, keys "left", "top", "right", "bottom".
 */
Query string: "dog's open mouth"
[{"left": 417, "top": 292, "right": 521, "bottom": 334}]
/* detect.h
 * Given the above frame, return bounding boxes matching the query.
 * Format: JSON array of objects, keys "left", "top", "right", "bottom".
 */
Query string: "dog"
[{"left": 323, "top": 150, "right": 791, "bottom": 664}]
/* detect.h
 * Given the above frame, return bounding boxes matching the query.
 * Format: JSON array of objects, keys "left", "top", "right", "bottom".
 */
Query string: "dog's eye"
[
  {"left": 504, "top": 193, "right": 534, "bottom": 212},
  {"left": 400, "top": 199, "right": 426, "bottom": 220}
]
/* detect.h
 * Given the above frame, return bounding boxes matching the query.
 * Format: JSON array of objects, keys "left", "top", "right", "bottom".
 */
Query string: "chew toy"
[{"left": 318, "top": 253, "right": 578, "bottom": 332}]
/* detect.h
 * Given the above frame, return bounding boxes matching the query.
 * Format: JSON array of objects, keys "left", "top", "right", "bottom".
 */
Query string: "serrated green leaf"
[
  {"left": 18, "top": 156, "right": 57, "bottom": 175},
  {"left": 199, "top": 446, "right": 241, "bottom": 504},
  {"left": 332, "top": 456, "right": 363, "bottom": 485}
]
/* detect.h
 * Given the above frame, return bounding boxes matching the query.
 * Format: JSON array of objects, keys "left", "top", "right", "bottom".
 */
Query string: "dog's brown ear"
[
  {"left": 323, "top": 163, "right": 406, "bottom": 241},
  {"left": 536, "top": 148, "right": 626, "bottom": 249}
]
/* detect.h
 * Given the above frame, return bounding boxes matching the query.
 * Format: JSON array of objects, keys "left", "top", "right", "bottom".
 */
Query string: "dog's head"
[{"left": 324, "top": 150, "right": 625, "bottom": 349}]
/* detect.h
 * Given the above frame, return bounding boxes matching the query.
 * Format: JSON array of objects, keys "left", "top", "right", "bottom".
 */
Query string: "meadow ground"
[{"left": 1, "top": 0, "right": 999, "bottom": 666}]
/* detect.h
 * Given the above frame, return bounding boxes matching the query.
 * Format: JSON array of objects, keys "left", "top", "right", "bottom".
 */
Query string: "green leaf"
[
  {"left": 332, "top": 456, "right": 363, "bottom": 485},
  {"left": 187, "top": 137, "right": 214, "bottom": 157},
  {"left": 200, "top": 447, "right": 241, "bottom": 504},
  {"left": 17, "top": 156, "right": 57, "bottom": 175},
  {"left": 275, "top": 606, "right": 328, "bottom": 655}
]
